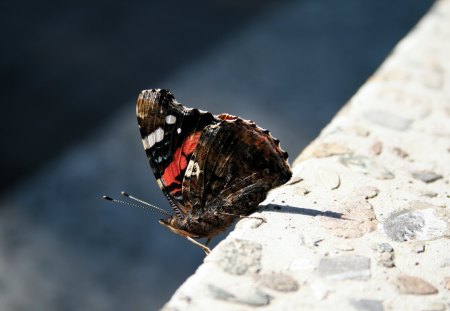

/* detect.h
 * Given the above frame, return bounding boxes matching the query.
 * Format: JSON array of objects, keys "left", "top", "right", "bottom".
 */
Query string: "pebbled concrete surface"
[{"left": 163, "top": 1, "right": 450, "bottom": 310}]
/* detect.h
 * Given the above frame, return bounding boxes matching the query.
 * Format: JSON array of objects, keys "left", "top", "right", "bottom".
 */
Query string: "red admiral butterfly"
[{"left": 136, "top": 89, "right": 291, "bottom": 253}]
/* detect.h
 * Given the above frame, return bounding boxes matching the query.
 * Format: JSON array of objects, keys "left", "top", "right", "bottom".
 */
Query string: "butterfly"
[{"left": 136, "top": 89, "right": 292, "bottom": 253}]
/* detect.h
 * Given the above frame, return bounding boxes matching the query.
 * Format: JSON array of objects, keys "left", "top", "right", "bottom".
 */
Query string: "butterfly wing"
[
  {"left": 136, "top": 89, "right": 217, "bottom": 217},
  {"left": 182, "top": 115, "right": 292, "bottom": 217}
]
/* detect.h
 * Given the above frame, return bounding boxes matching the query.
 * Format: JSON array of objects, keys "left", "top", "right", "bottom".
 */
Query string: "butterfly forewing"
[{"left": 136, "top": 89, "right": 216, "bottom": 215}]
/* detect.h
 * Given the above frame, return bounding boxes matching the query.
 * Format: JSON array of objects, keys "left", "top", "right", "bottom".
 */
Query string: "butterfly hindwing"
[{"left": 182, "top": 115, "right": 291, "bottom": 216}]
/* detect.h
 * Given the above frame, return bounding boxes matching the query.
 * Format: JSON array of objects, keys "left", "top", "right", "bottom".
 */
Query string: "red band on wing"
[{"left": 161, "top": 131, "right": 202, "bottom": 193}]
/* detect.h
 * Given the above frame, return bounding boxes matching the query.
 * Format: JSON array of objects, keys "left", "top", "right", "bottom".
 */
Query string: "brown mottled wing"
[{"left": 182, "top": 116, "right": 292, "bottom": 216}]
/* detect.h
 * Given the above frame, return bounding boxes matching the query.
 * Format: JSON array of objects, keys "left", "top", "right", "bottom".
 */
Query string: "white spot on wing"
[
  {"left": 145, "top": 127, "right": 165, "bottom": 149},
  {"left": 156, "top": 179, "right": 163, "bottom": 189},
  {"left": 177, "top": 128, "right": 182, "bottom": 134},
  {"left": 192, "top": 162, "right": 201, "bottom": 178},
  {"left": 154, "top": 127, "right": 164, "bottom": 142},
  {"left": 142, "top": 138, "right": 150, "bottom": 149},
  {"left": 185, "top": 161, "right": 201, "bottom": 179},
  {"left": 185, "top": 162, "right": 193, "bottom": 177},
  {"left": 165, "top": 115, "right": 177, "bottom": 124}
]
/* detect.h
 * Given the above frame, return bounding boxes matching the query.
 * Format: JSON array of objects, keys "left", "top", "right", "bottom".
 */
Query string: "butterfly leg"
[
  {"left": 186, "top": 236, "right": 211, "bottom": 255},
  {"left": 205, "top": 238, "right": 212, "bottom": 247}
]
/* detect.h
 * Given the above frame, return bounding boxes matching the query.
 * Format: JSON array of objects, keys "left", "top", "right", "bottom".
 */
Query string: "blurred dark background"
[
  {"left": 0, "top": 0, "right": 433, "bottom": 310},
  {"left": 1, "top": 0, "right": 280, "bottom": 192}
]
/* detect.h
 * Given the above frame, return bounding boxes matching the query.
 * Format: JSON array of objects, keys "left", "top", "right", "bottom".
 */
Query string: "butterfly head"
[{"left": 158, "top": 217, "right": 198, "bottom": 238}]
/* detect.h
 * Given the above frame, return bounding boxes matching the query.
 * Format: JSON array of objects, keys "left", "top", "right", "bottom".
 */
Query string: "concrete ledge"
[{"left": 163, "top": 1, "right": 450, "bottom": 310}]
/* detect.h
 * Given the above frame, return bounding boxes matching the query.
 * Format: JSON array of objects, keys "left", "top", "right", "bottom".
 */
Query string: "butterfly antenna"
[{"left": 102, "top": 193, "right": 171, "bottom": 217}]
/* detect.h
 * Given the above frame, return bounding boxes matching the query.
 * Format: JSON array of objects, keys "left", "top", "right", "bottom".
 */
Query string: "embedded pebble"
[
  {"left": 372, "top": 243, "right": 395, "bottom": 268},
  {"left": 351, "top": 125, "right": 371, "bottom": 137},
  {"left": 351, "top": 299, "right": 384, "bottom": 311},
  {"left": 372, "top": 243, "right": 394, "bottom": 253},
  {"left": 298, "top": 142, "right": 353, "bottom": 161},
  {"left": 445, "top": 277, "right": 450, "bottom": 290},
  {"left": 409, "top": 201, "right": 440, "bottom": 210},
  {"left": 318, "top": 199, "right": 377, "bottom": 238},
  {"left": 355, "top": 186, "right": 380, "bottom": 199},
  {"left": 211, "top": 239, "right": 262, "bottom": 275},
  {"left": 318, "top": 255, "right": 371, "bottom": 280},
  {"left": 381, "top": 208, "right": 448, "bottom": 242},
  {"left": 334, "top": 242, "right": 354, "bottom": 252},
  {"left": 340, "top": 155, "right": 395, "bottom": 180},
  {"left": 420, "top": 191, "right": 438, "bottom": 198},
  {"left": 395, "top": 275, "right": 438, "bottom": 295},
  {"left": 255, "top": 272, "right": 299, "bottom": 292},
  {"left": 363, "top": 110, "right": 412, "bottom": 131},
  {"left": 370, "top": 141, "right": 383, "bottom": 156},
  {"left": 392, "top": 147, "right": 409, "bottom": 158},
  {"left": 208, "top": 284, "right": 272, "bottom": 306},
  {"left": 412, "top": 170, "right": 443, "bottom": 183},
  {"left": 208, "top": 284, "right": 234, "bottom": 301},
  {"left": 318, "top": 168, "right": 340, "bottom": 190}
]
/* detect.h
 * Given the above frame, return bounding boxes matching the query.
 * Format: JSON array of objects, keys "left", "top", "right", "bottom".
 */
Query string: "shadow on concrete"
[{"left": 262, "top": 203, "right": 344, "bottom": 219}]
